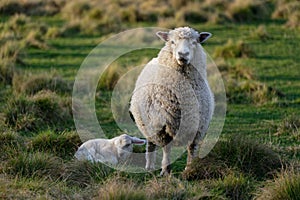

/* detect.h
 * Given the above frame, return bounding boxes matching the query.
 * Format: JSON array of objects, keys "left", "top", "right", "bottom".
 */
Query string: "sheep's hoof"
[
  {"left": 160, "top": 166, "right": 171, "bottom": 176},
  {"left": 145, "top": 165, "right": 155, "bottom": 172},
  {"left": 184, "top": 164, "right": 192, "bottom": 172}
]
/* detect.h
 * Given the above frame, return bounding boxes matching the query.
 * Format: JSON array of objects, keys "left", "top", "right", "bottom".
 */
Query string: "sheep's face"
[
  {"left": 157, "top": 27, "right": 212, "bottom": 66},
  {"left": 115, "top": 134, "right": 146, "bottom": 160}
]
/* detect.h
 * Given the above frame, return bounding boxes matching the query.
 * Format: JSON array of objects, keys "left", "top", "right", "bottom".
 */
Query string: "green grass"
[{"left": 0, "top": 1, "right": 299, "bottom": 198}]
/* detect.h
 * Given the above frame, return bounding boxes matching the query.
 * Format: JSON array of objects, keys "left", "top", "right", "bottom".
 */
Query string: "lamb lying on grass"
[
  {"left": 130, "top": 27, "right": 214, "bottom": 175},
  {"left": 74, "top": 134, "right": 146, "bottom": 165}
]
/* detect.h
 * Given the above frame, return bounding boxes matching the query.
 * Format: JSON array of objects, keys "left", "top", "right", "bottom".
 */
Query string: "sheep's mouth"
[{"left": 177, "top": 57, "right": 189, "bottom": 66}]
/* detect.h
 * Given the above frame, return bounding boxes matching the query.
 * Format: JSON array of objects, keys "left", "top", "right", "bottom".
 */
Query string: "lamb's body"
[
  {"left": 129, "top": 27, "right": 214, "bottom": 175},
  {"left": 74, "top": 134, "right": 145, "bottom": 165}
]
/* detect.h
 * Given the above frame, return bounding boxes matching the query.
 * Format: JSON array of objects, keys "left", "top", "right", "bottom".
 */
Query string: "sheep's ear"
[
  {"left": 199, "top": 32, "right": 212, "bottom": 43},
  {"left": 156, "top": 31, "right": 169, "bottom": 42}
]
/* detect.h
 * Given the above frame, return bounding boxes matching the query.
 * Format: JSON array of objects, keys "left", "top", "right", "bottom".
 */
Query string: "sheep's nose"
[{"left": 178, "top": 51, "right": 189, "bottom": 58}]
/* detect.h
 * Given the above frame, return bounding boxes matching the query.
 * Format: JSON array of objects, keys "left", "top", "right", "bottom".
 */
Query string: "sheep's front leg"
[
  {"left": 186, "top": 132, "right": 201, "bottom": 170},
  {"left": 160, "top": 144, "right": 171, "bottom": 176},
  {"left": 145, "top": 141, "right": 157, "bottom": 171}
]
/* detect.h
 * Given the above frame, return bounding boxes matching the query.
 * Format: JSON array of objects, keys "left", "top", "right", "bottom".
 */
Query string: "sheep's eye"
[
  {"left": 192, "top": 41, "right": 197, "bottom": 45},
  {"left": 124, "top": 144, "right": 131, "bottom": 147},
  {"left": 171, "top": 40, "right": 175, "bottom": 45}
]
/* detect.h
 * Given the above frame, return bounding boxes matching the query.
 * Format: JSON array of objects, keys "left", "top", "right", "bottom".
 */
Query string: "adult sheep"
[{"left": 129, "top": 27, "right": 214, "bottom": 176}]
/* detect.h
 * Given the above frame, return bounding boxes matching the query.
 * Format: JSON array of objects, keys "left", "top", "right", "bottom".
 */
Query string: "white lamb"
[
  {"left": 74, "top": 134, "right": 146, "bottom": 165},
  {"left": 129, "top": 27, "right": 214, "bottom": 175}
]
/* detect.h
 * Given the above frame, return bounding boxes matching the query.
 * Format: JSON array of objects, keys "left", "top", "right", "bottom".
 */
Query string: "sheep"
[
  {"left": 129, "top": 27, "right": 214, "bottom": 176},
  {"left": 74, "top": 134, "right": 146, "bottom": 166}
]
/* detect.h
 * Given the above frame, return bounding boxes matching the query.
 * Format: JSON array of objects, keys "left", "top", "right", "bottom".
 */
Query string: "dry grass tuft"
[
  {"left": 216, "top": 60, "right": 282, "bottom": 105},
  {"left": 212, "top": 136, "right": 283, "bottom": 179},
  {"left": 13, "top": 73, "right": 72, "bottom": 95},
  {"left": 212, "top": 172, "right": 255, "bottom": 200},
  {"left": 4, "top": 90, "right": 73, "bottom": 133},
  {"left": 272, "top": 1, "right": 300, "bottom": 28},
  {"left": 28, "top": 131, "right": 82, "bottom": 159},
  {"left": 184, "top": 135, "right": 283, "bottom": 181},
  {"left": 182, "top": 156, "right": 230, "bottom": 181},
  {"left": 63, "top": 160, "right": 113, "bottom": 188},
  {"left": 255, "top": 168, "right": 300, "bottom": 200},
  {"left": 227, "top": 0, "right": 273, "bottom": 23},
  {"left": 98, "top": 63, "right": 125, "bottom": 91},
  {"left": 0, "top": 131, "right": 24, "bottom": 162},
  {"left": 214, "top": 39, "right": 255, "bottom": 58},
  {"left": 98, "top": 176, "right": 147, "bottom": 200},
  {"left": 4, "top": 151, "right": 64, "bottom": 180},
  {"left": 145, "top": 176, "right": 189, "bottom": 199},
  {"left": 0, "top": 0, "right": 64, "bottom": 16},
  {"left": 251, "top": 25, "right": 272, "bottom": 41},
  {"left": 0, "top": 58, "right": 16, "bottom": 85}
]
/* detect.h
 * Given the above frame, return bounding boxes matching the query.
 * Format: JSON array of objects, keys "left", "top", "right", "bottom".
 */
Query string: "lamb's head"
[
  {"left": 114, "top": 134, "right": 146, "bottom": 161},
  {"left": 156, "top": 27, "right": 212, "bottom": 66}
]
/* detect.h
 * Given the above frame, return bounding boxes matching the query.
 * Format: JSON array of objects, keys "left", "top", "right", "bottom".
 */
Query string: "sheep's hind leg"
[
  {"left": 145, "top": 141, "right": 157, "bottom": 171},
  {"left": 186, "top": 132, "right": 201, "bottom": 170},
  {"left": 160, "top": 144, "right": 171, "bottom": 176}
]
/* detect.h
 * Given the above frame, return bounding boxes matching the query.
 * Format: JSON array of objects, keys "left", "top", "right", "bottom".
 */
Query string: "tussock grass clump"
[
  {"left": 214, "top": 39, "right": 255, "bottom": 58},
  {"left": 227, "top": 0, "right": 273, "bottom": 23},
  {"left": 63, "top": 160, "right": 113, "bottom": 187},
  {"left": 274, "top": 114, "right": 300, "bottom": 141},
  {"left": 61, "top": 0, "right": 124, "bottom": 35},
  {"left": 179, "top": 2, "right": 208, "bottom": 24},
  {"left": 3, "top": 14, "right": 49, "bottom": 49},
  {"left": 255, "top": 169, "right": 300, "bottom": 200},
  {"left": 217, "top": 60, "right": 282, "bottom": 104},
  {"left": 0, "top": 40, "right": 25, "bottom": 64},
  {"left": 0, "top": 131, "right": 24, "bottom": 162},
  {"left": 212, "top": 136, "right": 282, "bottom": 179},
  {"left": 5, "top": 14, "right": 30, "bottom": 36},
  {"left": 0, "top": 0, "right": 24, "bottom": 15},
  {"left": 13, "top": 73, "right": 72, "bottom": 95},
  {"left": 45, "top": 27, "right": 62, "bottom": 39},
  {"left": 251, "top": 25, "right": 272, "bottom": 41},
  {"left": 0, "top": 58, "right": 16, "bottom": 85},
  {"left": 272, "top": 1, "right": 300, "bottom": 28},
  {"left": 183, "top": 135, "right": 282, "bottom": 181},
  {"left": 182, "top": 156, "right": 229, "bottom": 181},
  {"left": 145, "top": 176, "right": 190, "bottom": 200},
  {"left": 98, "top": 177, "right": 147, "bottom": 200},
  {"left": 4, "top": 90, "right": 73, "bottom": 133},
  {"left": 0, "top": 0, "right": 64, "bottom": 16},
  {"left": 28, "top": 131, "right": 81, "bottom": 159},
  {"left": 286, "top": 12, "right": 300, "bottom": 28},
  {"left": 273, "top": 113, "right": 300, "bottom": 152},
  {"left": 4, "top": 151, "right": 63, "bottom": 180},
  {"left": 98, "top": 63, "right": 124, "bottom": 91},
  {"left": 23, "top": 30, "right": 49, "bottom": 49},
  {"left": 212, "top": 172, "right": 255, "bottom": 200},
  {"left": 0, "top": 131, "right": 20, "bottom": 148}
]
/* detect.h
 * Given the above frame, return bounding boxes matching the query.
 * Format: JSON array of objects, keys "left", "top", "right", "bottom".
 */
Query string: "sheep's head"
[
  {"left": 115, "top": 134, "right": 146, "bottom": 161},
  {"left": 157, "top": 27, "right": 211, "bottom": 66}
]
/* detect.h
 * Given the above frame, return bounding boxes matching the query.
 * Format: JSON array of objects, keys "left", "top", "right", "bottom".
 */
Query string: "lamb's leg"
[
  {"left": 160, "top": 144, "right": 171, "bottom": 176},
  {"left": 186, "top": 132, "right": 201, "bottom": 170},
  {"left": 145, "top": 141, "right": 157, "bottom": 171}
]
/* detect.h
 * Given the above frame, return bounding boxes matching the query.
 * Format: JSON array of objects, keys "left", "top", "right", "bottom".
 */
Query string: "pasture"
[{"left": 0, "top": 0, "right": 299, "bottom": 199}]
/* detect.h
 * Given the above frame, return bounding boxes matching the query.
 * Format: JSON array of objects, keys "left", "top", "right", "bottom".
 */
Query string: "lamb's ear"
[
  {"left": 130, "top": 136, "right": 146, "bottom": 145},
  {"left": 156, "top": 31, "right": 169, "bottom": 42},
  {"left": 199, "top": 32, "right": 212, "bottom": 44}
]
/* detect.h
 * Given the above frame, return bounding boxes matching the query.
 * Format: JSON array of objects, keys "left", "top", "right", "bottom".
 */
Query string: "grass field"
[{"left": 1, "top": 0, "right": 300, "bottom": 199}]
